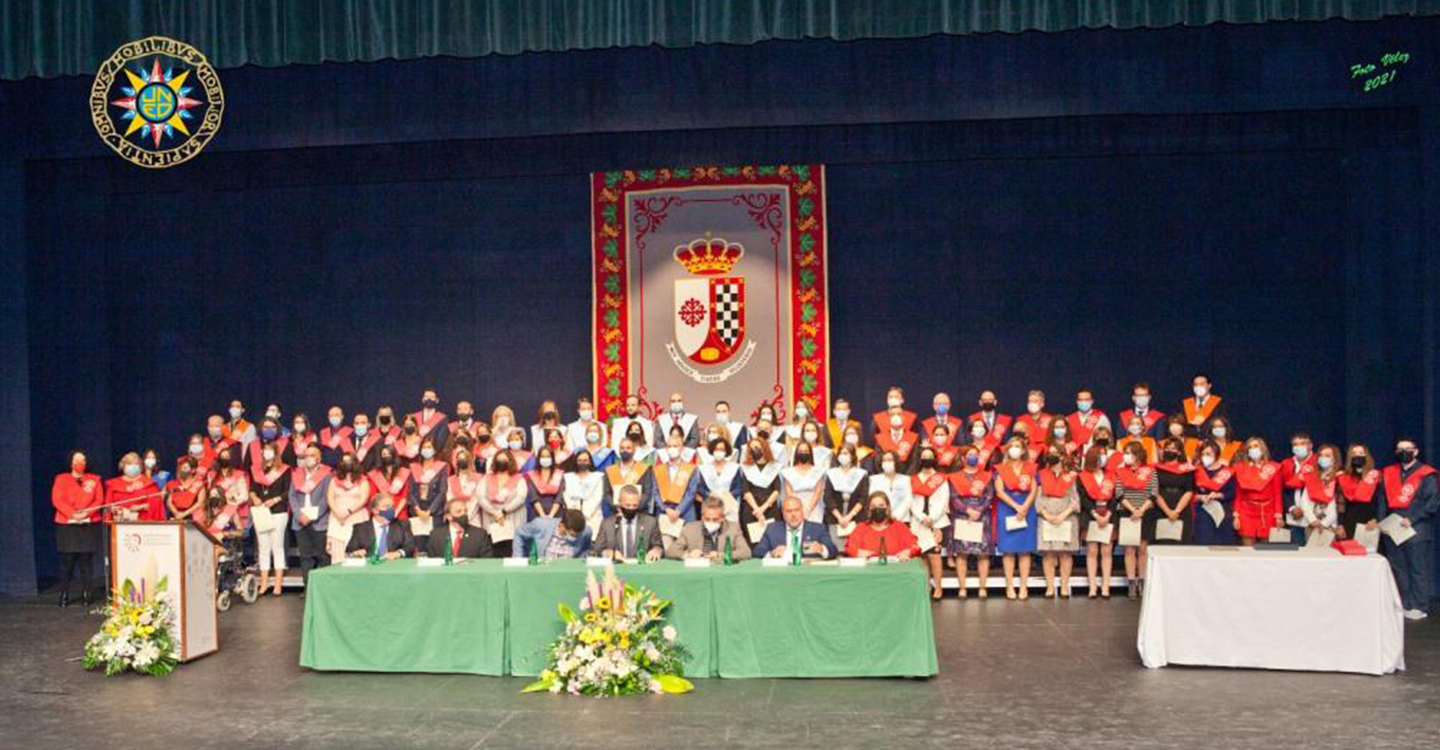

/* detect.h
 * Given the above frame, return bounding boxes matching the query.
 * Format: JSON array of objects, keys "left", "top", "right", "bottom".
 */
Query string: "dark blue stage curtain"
[{"left": 3, "top": 17, "right": 1437, "bottom": 588}]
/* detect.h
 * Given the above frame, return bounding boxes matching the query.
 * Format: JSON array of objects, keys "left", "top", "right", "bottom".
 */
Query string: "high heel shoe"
[
  {"left": 57, "top": 591, "right": 70, "bottom": 608},
  {"left": 1005, "top": 587, "right": 1016, "bottom": 600}
]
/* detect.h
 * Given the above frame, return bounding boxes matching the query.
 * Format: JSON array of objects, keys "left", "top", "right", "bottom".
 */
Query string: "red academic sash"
[
  {"left": 449, "top": 472, "right": 481, "bottom": 501},
  {"left": 1039, "top": 469, "right": 1077, "bottom": 497},
  {"left": 526, "top": 469, "right": 563, "bottom": 495},
  {"left": 875, "top": 429, "right": 918, "bottom": 460},
  {"left": 321, "top": 426, "right": 354, "bottom": 452},
  {"left": 1280, "top": 456, "right": 1317, "bottom": 489},
  {"left": 967, "top": 412, "right": 1013, "bottom": 441},
  {"left": 948, "top": 470, "right": 992, "bottom": 498},
  {"left": 1303, "top": 473, "right": 1338, "bottom": 504},
  {"left": 1194, "top": 464, "right": 1233, "bottom": 492},
  {"left": 998, "top": 462, "right": 1036, "bottom": 492},
  {"left": 1337, "top": 469, "right": 1380, "bottom": 503},
  {"left": 411, "top": 409, "right": 446, "bottom": 438},
  {"left": 1118, "top": 408, "right": 1165, "bottom": 432},
  {"left": 1078, "top": 470, "right": 1114, "bottom": 501},
  {"left": 291, "top": 465, "right": 332, "bottom": 494},
  {"left": 1183, "top": 396, "right": 1222, "bottom": 425},
  {"left": 484, "top": 473, "right": 525, "bottom": 504},
  {"left": 872, "top": 409, "right": 917, "bottom": 435},
  {"left": 354, "top": 431, "right": 382, "bottom": 461},
  {"left": 911, "top": 471, "right": 947, "bottom": 498},
  {"left": 1115, "top": 465, "right": 1154, "bottom": 491},
  {"left": 257, "top": 463, "right": 288, "bottom": 487},
  {"left": 1232, "top": 461, "right": 1279, "bottom": 492},
  {"left": 1066, "top": 411, "right": 1104, "bottom": 443},
  {"left": 1382, "top": 464, "right": 1436, "bottom": 510},
  {"left": 1014, "top": 414, "right": 1052, "bottom": 447},
  {"left": 368, "top": 468, "right": 412, "bottom": 497}
]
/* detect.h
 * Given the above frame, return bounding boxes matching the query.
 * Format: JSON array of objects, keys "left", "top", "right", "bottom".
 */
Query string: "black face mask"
[
  {"left": 378, "top": 416, "right": 393, "bottom": 425},
  {"left": 795, "top": 452, "right": 813, "bottom": 465},
  {"left": 340, "top": 462, "right": 356, "bottom": 473},
  {"left": 1350, "top": 456, "right": 1367, "bottom": 470},
  {"left": 476, "top": 434, "right": 491, "bottom": 445},
  {"left": 450, "top": 514, "right": 467, "bottom": 525},
  {"left": 620, "top": 506, "right": 639, "bottom": 520},
  {"left": 457, "top": 436, "right": 472, "bottom": 447},
  {"left": 457, "top": 458, "right": 471, "bottom": 470},
  {"left": 980, "top": 402, "right": 996, "bottom": 412},
  {"left": 381, "top": 454, "right": 396, "bottom": 466},
  {"left": 1094, "top": 438, "right": 1110, "bottom": 448},
  {"left": 423, "top": 399, "right": 439, "bottom": 409},
  {"left": 1044, "top": 454, "right": 1061, "bottom": 466},
  {"left": 495, "top": 461, "right": 512, "bottom": 473},
  {"left": 619, "top": 451, "right": 634, "bottom": 462},
  {"left": 1162, "top": 451, "right": 1179, "bottom": 463},
  {"left": 918, "top": 457, "right": 936, "bottom": 470},
  {"left": 749, "top": 449, "right": 763, "bottom": 461},
  {"left": 404, "top": 425, "right": 417, "bottom": 435},
  {"left": 576, "top": 462, "right": 592, "bottom": 472},
  {"left": 543, "top": 410, "right": 558, "bottom": 422},
  {"left": 869, "top": 506, "right": 888, "bottom": 523},
  {"left": 1397, "top": 449, "right": 1417, "bottom": 464},
  {"left": 457, "top": 413, "right": 472, "bottom": 422},
  {"left": 627, "top": 433, "right": 644, "bottom": 444},
  {"left": 218, "top": 455, "right": 233, "bottom": 469}
]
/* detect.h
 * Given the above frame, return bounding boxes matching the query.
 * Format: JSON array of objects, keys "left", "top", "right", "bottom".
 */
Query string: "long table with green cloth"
[{"left": 300, "top": 558, "right": 938, "bottom": 678}]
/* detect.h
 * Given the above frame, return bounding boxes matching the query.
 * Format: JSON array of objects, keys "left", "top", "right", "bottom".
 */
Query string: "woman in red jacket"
[
  {"left": 52, "top": 450, "right": 103, "bottom": 606},
  {"left": 1232, "top": 437, "right": 1283, "bottom": 546},
  {"left": 844, "top": 492, "right": 920, "bottom": 561}
]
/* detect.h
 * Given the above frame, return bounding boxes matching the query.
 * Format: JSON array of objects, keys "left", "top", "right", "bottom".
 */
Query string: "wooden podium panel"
[{"left": 110, "top": 521, "right": 219, "bottom": 662}]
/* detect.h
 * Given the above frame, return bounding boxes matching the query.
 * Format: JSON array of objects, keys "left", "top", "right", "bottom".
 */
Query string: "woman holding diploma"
[
  {"left": 1232, "top": 437, "right": 1282, "bottom": 546},
  {"left": 52, "top": 450, "right": 103, "bottom": 606},
  {"left": 249, "top": 442, "right": 290, "bottom": 597},
  {"left": 325, "top": 453, "right": 371, "bottom": 563},
  {"left": 1191, "top": 440, "right": 1237, "bottom": 545},
  {"left": 1116, "top": 441, "right": 1157, "bottom": 599},
  {"left": 1337, "top": 444, "right": 1380, "bottom": 544},
  {"left": 823, "top": 444, "right": 869, "bottom": 550},
  {"left": 478, "top": 449, "right": 528, "bottom": 556},
  {"left": 910, "top": 446, "right": 950, "bottom": 599},
  {"left": 1078, "top": 446, "right": 1117, "bottom": 598},
  {"left": 1152, "top": 438, "right": 1195, "bottom": 545},
  {"left": 947, "top": 445, "right": 994, "bottom": 598},
  {"left": 994, "top": 437, "right": 1038, "bottom": 600},
  {"left": 1035, "top": 446, "right": 1080, "bottom": 599},
  {"left": 1295, "top": 444, "right": 1340, "bottom": 544}
]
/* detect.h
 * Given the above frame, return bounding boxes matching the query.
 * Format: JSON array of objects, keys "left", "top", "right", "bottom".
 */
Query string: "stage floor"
[{"left": 1, "top": 589, "right": 1437, "bottom": 750}]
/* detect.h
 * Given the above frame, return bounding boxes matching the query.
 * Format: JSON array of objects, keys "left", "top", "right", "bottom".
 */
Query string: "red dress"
[
  {"left": 103, "top": 475, "right": 163, "bottom": 521},
  {"left": 1232, "top": 461, "right": 1281, "bottom": 538},
  {"left": 844, "top": 522, "right": 921, "bottom": 558}
]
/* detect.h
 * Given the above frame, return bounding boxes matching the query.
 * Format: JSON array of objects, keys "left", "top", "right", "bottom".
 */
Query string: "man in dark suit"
[
  {"left": 666, "top": 495, "right": 752, "bottom": 561},
  {"left": 753, "top": 496, "right": 838, "bottom": 560},
  {"left": 425, "top": 497, "right": 494, "bottom": 558},
  {"left": 591, "top": 484, "right": 664, "bottom": 562},
  {"left": 345, "top": 494, "right": 416, "bottom": 559}
]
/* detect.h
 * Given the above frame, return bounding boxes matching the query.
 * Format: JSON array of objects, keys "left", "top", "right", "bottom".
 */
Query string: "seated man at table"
[
  {"left": 592, "top": 485, "right": 664, "bottom": 562},
  {"left": 844, "top": 491, "right": 919, "bottom": 561},
  {"left": 666, "top": 495, "right": 752, "bottom": 562},
  {"left": 752, "top": 496, "right": 838, "bottom": 560},
  {"left": 425, "top": 497, "right": 493, "bottom": 558},
  {"left": 514, "top": 508, "right": 592, "bottom": 559},
  {"left": 345, "top": 494, "right": 415, "bottom": 560}
]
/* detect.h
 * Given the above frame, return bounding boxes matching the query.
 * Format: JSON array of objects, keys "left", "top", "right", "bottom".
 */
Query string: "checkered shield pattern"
[{"left": 713, "top": 280, "right": 742, "bottom": 347}]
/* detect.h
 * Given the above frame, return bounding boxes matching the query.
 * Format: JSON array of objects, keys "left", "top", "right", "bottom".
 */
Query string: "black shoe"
[
  {"left": 80, "top": 590, "right": 92, "bottom": 607},
  {"left": 1126, "top": 587, "right": 1138, "bottom": 601},
  {"left": 58, "top": 592, "right": 70, "bottom": 607}
]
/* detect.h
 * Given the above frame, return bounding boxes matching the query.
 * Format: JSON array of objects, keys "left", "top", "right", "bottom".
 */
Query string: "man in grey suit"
[
  {"left": 666, "top": 495, "right": 752, "bottom": 561},
  {"left": 591, "top": 485, "right": 664, "bottom": 562}
]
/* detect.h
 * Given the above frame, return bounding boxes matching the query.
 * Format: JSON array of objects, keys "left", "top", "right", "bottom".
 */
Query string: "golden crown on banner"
[{"left": 672, "top": 233, "right": 744, "bottom": 275}]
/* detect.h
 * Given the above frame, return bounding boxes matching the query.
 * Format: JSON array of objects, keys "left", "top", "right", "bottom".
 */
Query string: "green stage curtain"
[{"left": 4, "top": 0, "right": 1438, "bottom": 80}]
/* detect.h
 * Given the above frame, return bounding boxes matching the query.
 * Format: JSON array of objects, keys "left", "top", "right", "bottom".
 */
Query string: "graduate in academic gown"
[
  {"left": 793, "top": 422, "right": 833, "bottom": 471},
  {"left": 965, "top": 390, "right": 1011, "bottom": 445},
  {"left": 248, "top": 447, "right": 291, "bottom": 596},
  {"left": 993, "top": 438, "right": 1039, "bottom": 600},
  {"left": 325, "top": 454, "right": 372, "bottom": 563},
  {"left": 570, "top": 420, "right": 616, "bottom": 473},
  {"left": 1065, "top": 389, "right": 1110, "bottom": 452},
  {"left": 525, "top": 446, "right": 566, "bottom": 521},
  {"left": 919, "top": 393, "right": 964, "bottom": 445},
  {"left": 909, "top": 446, "right": 951, "bottom": 599},
  {"left": 374, "top": 407, "right": 401, "bottom": 446},
  {"left": 367, "top": 446, "right": 412, "bottom": 522},
  {"left": 1013, "top": 390, "right": 1056, "bottom": 458},
  {"left": 1191, "top": 440, "right": 1238, "bottom": 545},
  {"left": 1077, "top": 446, "right": 1118, "bottom": 598},
  {"left": 965, "top": 419, "right": 1002, "bottom": 470},
  {"left": 1378, "top": 439, "right": 1438, "bottom": 616},
  {"left": 491, "top": 428, "right": 531, "bottom": 473},
  {"left": 222, "top": 400, "right": 257, "bottom": 451},
  {"left": 1337, "top": 444, "right": 1381, "bottom": 544},
  {"left": 1232, "top": 438, "right": 1283, "bottom": 546},
  {"left": 1116, "top": 414, "right": 1159, "bottom": 465},
  {"left": 561, "top": 451, "right": 607, "bottom": 533},
  {"left": 653, "top": 439, "right": 701, "bottom": 534},
  {"left": 319, "top": 406, "right": 354, "bottom": 468},
  {"left": 1152, "top": 438, "right": 1196, "bottom": 546},
  {"left": 603, "top": 438, "right": 656, "bottom": 517},
  {"left": 875, "top": 408, "right": 920, "bottom": 474},
  {"left": 1117, "top": 383, "right": 1166, "bottom": 440},
  {"left": 1179, "top": 374, "right": 1227, "bottom": 439},
  {"left": 103, "top": 453, "right": 162, "bottom": 522},
  {"left": 607, "top": 394, "right": 655, "bottom": 451},
  {"left": 871, "top": 386, "right": 918, "bottom": 440},
  {"left": 408, "top": 438, "right": 450, "bottom": 547},
  {"left": 564, "top": 397, "right": 608, "bottom": 454},
  {"left": 1279, "top": 433, "right": 1318, "bottom": 545},
  {"left": 928, "top": 424, "right": 962, "bottom": 472},
  {"left": 947, "top": 445, "right": 995, "bottom": 598},
  {"left": 739, "top": 439, "right": 783, "bottom": 541},
  {"left": 287, "top": 445, "right": 333, "bottom": 583},
  {"left": 655, "top": 392, "right": 701, "bottom": 448},
  {"left": 824, "top": 398, "right": 859, "bottom": 450},
  {"left": 1294, "top": 445, "right": 1341, "bottom": 544},
  {"left": 823, "top": 444, "right": 869, "bottom": 548},
  {"left": 165, "top": 457, "right": 206, "bottom": 523},
  {"left": 781, "top": 443, "right": 828, "bottom": 525},
  {"left": 202, "top": 415, "right": 240, "bottom": 470},
  {"left": 285, "top": 414, "right": 317, "bottom": 467},
  {"left": 1035, "top": 449, "right": 1081, "bottom": 599},
  {"left": 478, "top": 450, "right": 529, "bottom": 557},
  {"left": 867, "top": 450, "right": 914, "bottom": 525},
  {"left": 447, "top": 448, "right": 485, "bottom": 527},
  {"left": 407, "top": 389, "right": 450, "bottom": 456},
  {"left": 693, "top": 436, "right": 743, "bottom": 522},
  {"left": 350, "top": 415, "right": 384, "bottom": 474},
  {"left": 52, "top": 450, "right": 103, "bottom": 606},
  {"left": 528, "top": 400, "right": 564, "bottom": 452}
]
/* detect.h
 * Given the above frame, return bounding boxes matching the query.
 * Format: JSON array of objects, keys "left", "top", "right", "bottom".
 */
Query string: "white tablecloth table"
[{"left": 1137, "top": 546, "right": 1405, "bottom": 675}]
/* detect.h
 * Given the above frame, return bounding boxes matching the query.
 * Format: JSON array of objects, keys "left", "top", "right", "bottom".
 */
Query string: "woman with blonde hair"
[
  {"left": 993, "top": 436, "right": 1038, "bottom": 600},
  {"left": 1232, "top": 436, "right": 1282, "bottom": 546}
]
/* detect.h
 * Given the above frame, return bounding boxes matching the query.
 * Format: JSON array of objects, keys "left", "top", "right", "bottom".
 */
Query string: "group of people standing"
[{"left": 49, "top": 375, "right": 1437, "bottom": 620}]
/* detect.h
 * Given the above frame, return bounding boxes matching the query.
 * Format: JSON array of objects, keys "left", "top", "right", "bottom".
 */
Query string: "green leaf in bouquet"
[
  {"left": 655, "top": 675, "right": 693, "bottom": 694},
  {"left": 557, "top": 602, "right": 578, "bottom": 624}
]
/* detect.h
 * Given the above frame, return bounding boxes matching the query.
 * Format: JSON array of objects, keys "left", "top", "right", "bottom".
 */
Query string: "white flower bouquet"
[
  {"left": 523, "top": 566, "right": 693, "bottom": 696},
  {"left": 82, "top": 577, "right": 179, "bottom": 677}
]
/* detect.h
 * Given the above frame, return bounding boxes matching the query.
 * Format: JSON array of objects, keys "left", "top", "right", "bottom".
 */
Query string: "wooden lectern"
[{"left": 109, "top": 520, "right": 220, "bottom": 662}]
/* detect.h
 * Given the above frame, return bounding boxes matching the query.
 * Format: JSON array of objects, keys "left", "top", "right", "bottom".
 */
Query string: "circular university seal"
[{"left": 90, "top": 36, "right": 224, "bottom": 168}]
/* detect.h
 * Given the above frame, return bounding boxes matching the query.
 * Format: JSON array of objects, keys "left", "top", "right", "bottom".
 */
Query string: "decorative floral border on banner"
[{"left": 591, "top": 164, "right": 829, "bottom": 422}]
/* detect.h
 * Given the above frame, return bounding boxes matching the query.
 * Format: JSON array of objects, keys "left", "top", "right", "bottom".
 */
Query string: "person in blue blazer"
[
  {"left": 514, "top": 509, "right": 593, "bottom": 559},
  {"left": 752, "top": 496, "right": 838, "bottom": 560}
]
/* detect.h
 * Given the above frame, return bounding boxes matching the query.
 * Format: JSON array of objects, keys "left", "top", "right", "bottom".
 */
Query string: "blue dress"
[
  {"left": 995, "top": 472, "right": 1038, "bottom": 554},
  {"left": 1191, "top": 472, "right": 1237, "bottom": 545}
]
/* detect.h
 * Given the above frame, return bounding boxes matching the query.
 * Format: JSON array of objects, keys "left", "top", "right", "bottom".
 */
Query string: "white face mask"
[
  {"left": 971, "top": 427, "right": 987, "bottom": 440},
  {"left": 229, "top": 407, "right": 243, "bottom": 419},
  {"left": 1201, "top": 454, "right": 1217, "bottom": 469},
  {"left": 293, "top": 423, "right": 306, "bottom": 434},
  {"left": 1292, "top": 445, "right": 1310, "bottom": 460},
  {"left": 671, "top": 402, "right": 684, "bottom": 414},
  {"left": 845, "top": 434, "right": 859, "bottom": 446},
  {"left": 1211, "top": 427, "right": 1227, "bottom": 439},
  {"left": 1317, "top": 456, "right": 1334, "bottom": 470},
  {"left": 1123, "top": 453, "right": 1137, "bottom": 466},
  {"left": 882, "top": 461, "right": 896, "bottom": 474},
  {"left": 266, "top": 410, "right": 280, "bottom": 420},
  {"left": 143, "top": 457, "right": 156, "bottom": 469},
  {"left": 667, "top": 446, "right": 681, "bottom": 459},
  {"left": 887, "top": 397, "right": 902, "bottom": 408},
  {"left": 263, "top": 449, "right": 276, "bottom": 461},
  {"left": 803, "top": 433, "right": 819, "bottom": 444},
  {"left": 703, "top": 521, "right": 722, "bottom": 533},
  {"left": 889, "top": 415, "right": 903, "bottom": 429},
  {"left": 837, "top": 454, "right": 853, "bottom": 468},
  {"left": 796, "top": 406, "right": 809, "bottom": 419},
  {"left": 1128, "top": 424, "right": 1143, "bottom": 436},
  {"left": 189, "top": 443, "right": 203, "bottom": 456},
  {"left": 1194, "top": 386, "right": 1209, "bottom": 398},
  {"left": 1247, "top": 447, "right": 1263, "bottom": 462},
  {"left": 715, "top": 413, "right": 729, "bottom": 424},
  {"left": 586, "top": 432, "right": 600, "bottom": 444},
  {"left": 833, "top": 409, "right": 850, "bottom": 422},
  {"left": 509, "top": 440, "right": 523, "bottom": 450},
  {"left": 1053, "top": 427, "right": 1067, "bottom": 438},
  {"left": 539, "top": 457, "right": 553, "bottom": 468},
  {"left": 1027, "top": 402, "right": 1042, "bottom": 415},
  {"left": 1134, "top": 395, "right": 1150, "bottom": 408},
  {"left": 1007, "top": 446, "right": 1024, "bottom": 460},
  {"left": 578, "top": 409, "right": 593, "bottom": 421},
  {"left": 421, "top": 447, "right": 435, "bottom": 460},
  {"left": 354, "top": 424, "right": 368, "bottom": 436}
]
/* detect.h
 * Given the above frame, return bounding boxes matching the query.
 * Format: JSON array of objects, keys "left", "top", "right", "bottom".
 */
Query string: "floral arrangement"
[
  {"left": 523, "top": 566, "right": 693, "bottom": 696},
  {"left": 82, "top": 577, "right": 179, "bottom": 677}
]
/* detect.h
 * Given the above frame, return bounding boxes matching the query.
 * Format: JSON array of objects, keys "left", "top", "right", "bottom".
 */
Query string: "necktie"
[
  {"left": 377, "top": 524, "right": 388, "bottom": 553},
  {"left": 451, "top": 525, "right": 463, "bottom": 557},
  {"left": 624, "top": 520, "right": 633, "bottom": 557},
  {"left": 790, "top": 528, "right": 800, "bottom": 555}
]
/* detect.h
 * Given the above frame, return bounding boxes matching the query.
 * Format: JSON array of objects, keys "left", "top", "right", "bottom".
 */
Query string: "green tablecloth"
[{"left": 300, "top": 559, "right": 937, "bottom": 678}]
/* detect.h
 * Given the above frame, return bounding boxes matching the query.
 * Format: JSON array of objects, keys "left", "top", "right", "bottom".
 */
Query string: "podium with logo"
[{"left": 109, "top": 520, "right": 220, "bottom": 662}]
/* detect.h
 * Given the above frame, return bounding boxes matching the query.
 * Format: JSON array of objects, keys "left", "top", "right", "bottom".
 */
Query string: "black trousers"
[
  {"left": 58, "top": 552, "right": 95, "bottom": 595},
  {"left": 295, "top": 526, "right": 328, "bottom": 584}
]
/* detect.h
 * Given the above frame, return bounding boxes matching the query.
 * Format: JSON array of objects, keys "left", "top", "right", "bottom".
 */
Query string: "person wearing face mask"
[
  {"left": 711, "top": 400, "right": 749, "bottom": 453},
  {"left": 591, "top": 485, "right": 664, "bottom": 561},
  {"left": 1180, "top": 373, "right": 1226, "bottom": 439},
  {"left": 602, "top": 437, "right": 656, "bottom": 519},
  {"left": 1116, "top": 441, "right": 1158, "bottom": 598},
  {"left": 1232, "top": 437, "right": 1282, "bottom": 547},
  {"left": 562, "top": 449, "right": 607, "bottom": 532},
  {"left": 409, "top": 437, "right": 449, "bottom": 540},
  {"left": 740, "top": 439, "right": 782, "bottom": 542},
  {"left": 349, "top": 413, "right": 383, "bottom": 473},
  {"left": 1086, "top": 426, "right": 1120, "bottom": 471},
  {"left": 202, "top": 414, "right": 238, "bottom": 468},
  {"left": 373, "top": 407, "right": 400, "bottom": 446},
  {"left": 1047, "top": 417, "right": 1078, "bottom": 460},
  {"left": 165, "top": 456, "right": 205, "bottom": 522},
  {"left": 285, "top": 413, "right": 316, "bottom": 465},
  {"left": 1379, "top": 439, "right": 1437, "bottom": 619},
  {"left": 1191, "top": 440, "right": 1237, "bottom": 546},
  {"left": 247, "top": 417, "right": 290, "bottom": 480},
  {"left": 1292, "top": 444, "right": 1340, "bottom": 545},
  {"left": 1152, "top": 437, "right": 1196, "bottom": 547},
  {"left": 928, "top": 424, "right": 960, "bottom": 471},
  {"left": 910, "top": 447, "right": 951, "bottom": 599},
  {"left": 447, "top": 446, "right": 483, "bottom": 527},
  {"left": 693, "top": 437, "right": 743, "bottom": 523},
  {"left": 525, "top": 427, "right": 571, "bottom": 472},
  {"left": 263, "top": 404, "right": 288, "bottom": 436},
  {"left": 1065, "top": 389, "right": 1110, "bottom": 450},
  {"left": 248, "top": 439, "right": 291, "bottom": 596},
  {"left": 869, "top": 386, "right": 916, "bottom": 439},
  {"left": 1117, "top": 382, "right": 1166, "bottom": 440},
  {"left": 573, "top": 422, "right": 615, "bottom": 473},
  {"left": 753, "top": 496, "right": 838, "bottom": 560},
  {"left": 843, "top": 492, "right": 918, "bottom": 561},
  {"left": 1279, "top": 432, "right": 1318, "bottom": 545},
  {"left": 966, "top": 390, "right": 1011, "bottom": 445},
  {"left": 783, "top": 400, "right": 819, "bottom": 446},
  {"left": 622, "top": 422, "right": 656, "bottom": 466},
  {"left": 211, "top": 447, "right": 251, "bottom": 534},
  {"left": 425, "top": 497, "right": 494, "bottom": 558},
  {"left": 868, "top": 449, "right": 915, "bottom": 526},
  {"left": 528, "top": 400, "right": 563, "bottom": 452},
  {"left": 407, "top": 389, "right": 451, "bottom": 455},
  {"left": 1203, "top": 417, "right": 1241, "bottom": 465},
  {"left": 478, "top": 449, "right": 528, "bottom": 556},
  {"left": 1077, "top": 446, "right": 1119, "bottom": 598},
  {"left": 222, "top": 399, "right": 257, "bottom": 451},
  {"left": 182, "top": 431, "right": 214, "bottom": 476},
  {"left": 565, "top": 397, "right": 607, "bottom": 453},
  {"left": 319, "top": 406, "right": 353, "bottom": 468},
  {"left": 752, "top": 402, "right": 778, "bottom": 434},
  {"left": 875, "top": 405, "right": 920, "bottom": 473},
  {"left": 394, "top": 415, "right": 423, "bottom": 462},
  {"left": 608, "top": 394, "right": 655, "bottom": 451},
  {"left": 515, "top": 508, "right": 592, "bottom": 559},
  {"left": 325, "top": 452, "right": 372, "bottom": 563},
  {"left": 1165, "top": 414, "right": 1195, "bottom": 459},
  {"left": 345, "top": 494, "right": 415, "bottom": 560},
  {"left": 665, "top": 495, "right": 753, "bottom": 561},
  {"left": 288, "top": 445, "right": 333, "bottom": 584},
  {"left": 780, "top": 440, "right": 827, "bottom": 525},
  {"left": 526, "top": 445, "right": 565, "bottom": 521},
  {"left": 367, "top": 446, "right": 412, "bottom": 526},
  {"left": 205, "top": 485, "right": 247, "bottom": 542},
  {"left": 824, "top": 444, "right": 870, "bottom": 545},
  {"left": 792, "top": 421, "right": 832, "bottom": 470},
  {"left": 1116, "top": 414, "right": 1158, "bottom": 465},
  {"left": 485, "top": 427, "right": 529, "bottom": 473},
  {"left": 53, "top": 450, "right": 104, "bottom": 606},
  {"left": 1337, "top": 444, "right": 1380, "bottom": 546},
  {"left": 965, "top": 418, "right": 1001, "bottom": 469},
  {"left": 1035, "top": 447, "right": 1081, "bottom": 599},
  {"left": 839, "top": 424, "right": 875, "bottom": 472},
  {"left": 1014, "top": 390, "right": 1054, "bottom": 457},
  {"left": 652, "top": 432, "right": 700, "bottom": 535},
  {"left": 139, "top": 448, "right": 170, "bottom": 502},
  {"left": 947, "top": 445, "right": 995, "bottom": 598},
  {"left": 654, "top": 392, "right": 700, "bottom": 449},
  {"left": 816, "top": 398, "right": 851, "bottom": 449}
]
